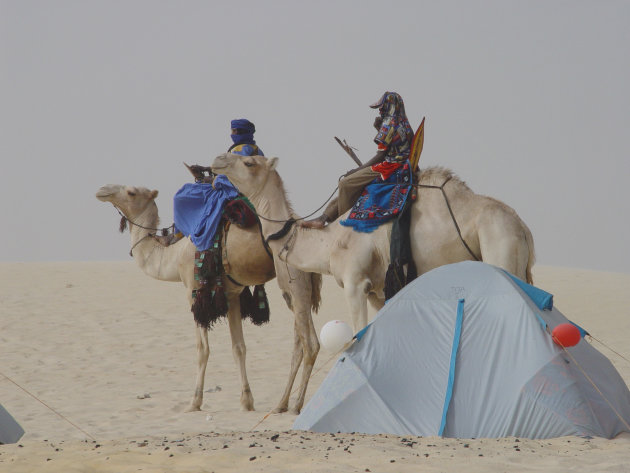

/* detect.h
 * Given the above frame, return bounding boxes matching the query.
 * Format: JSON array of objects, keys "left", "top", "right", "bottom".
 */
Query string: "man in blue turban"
[
  {"left": 228, "top": 118, "right": 263, "bottom": 157},
  {"left": 155, "top": 119, "right": 264, "bottom": 247}
]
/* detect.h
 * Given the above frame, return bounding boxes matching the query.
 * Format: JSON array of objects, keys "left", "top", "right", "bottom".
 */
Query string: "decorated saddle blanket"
[
  {"left": 175, "top": 176, "right": 269, "bottom": 329},
  {"left": 223, "top": 197, "right": 258, "bottom": 228},
  {"left": 191, "top": 225, "right": 270, "bottom": 330},
  {"left": 340, "top": 161, "right": 413, "bottom": 233}
]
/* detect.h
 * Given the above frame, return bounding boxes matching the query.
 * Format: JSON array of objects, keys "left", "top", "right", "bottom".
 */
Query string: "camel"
[
  {"left": 211, "top": 153, "right": 536, "bottom": 332},
  {"left": 96, "top": 184, "right": 321, "bottom": 414}
]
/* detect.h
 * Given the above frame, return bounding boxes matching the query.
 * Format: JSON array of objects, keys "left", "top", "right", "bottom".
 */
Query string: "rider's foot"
[{"left": 300, "top": 215, "right": 328, "bottom": 229}]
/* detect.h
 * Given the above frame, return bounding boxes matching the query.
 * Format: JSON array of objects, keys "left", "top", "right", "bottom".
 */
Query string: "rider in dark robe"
[{"left": 301, "top": 92, "right": 413, "bottom": 229}]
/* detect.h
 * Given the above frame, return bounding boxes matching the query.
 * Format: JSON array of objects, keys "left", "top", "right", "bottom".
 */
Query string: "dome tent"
[{"left": 294, "top": 262, "right": 630, "bottom": 439}]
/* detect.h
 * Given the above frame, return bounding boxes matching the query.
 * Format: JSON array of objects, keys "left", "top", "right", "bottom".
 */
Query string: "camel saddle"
[{"left": 191, "top": 198, "right": 270, "bottom": 329}]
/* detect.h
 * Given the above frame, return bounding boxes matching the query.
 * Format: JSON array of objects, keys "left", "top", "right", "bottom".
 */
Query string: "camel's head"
[
  {"left": 95, "top": 184, "right": 159, "bottom": 219},
  {"left": 211, "top": 152, "right": 278, "bottom": 199}
]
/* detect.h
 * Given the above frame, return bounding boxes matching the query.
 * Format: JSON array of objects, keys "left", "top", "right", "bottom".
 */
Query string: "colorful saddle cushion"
[{"left": 340, "top": 161, "right": 413, "bottom": 233}]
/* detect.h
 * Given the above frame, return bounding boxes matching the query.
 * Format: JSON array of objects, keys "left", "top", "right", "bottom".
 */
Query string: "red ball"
[{"left": 552, "top": 323, "right": 581, "bottom": 347}]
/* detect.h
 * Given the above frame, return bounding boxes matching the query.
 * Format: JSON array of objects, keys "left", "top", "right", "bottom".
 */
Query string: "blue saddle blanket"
[
  {"left": 340, "top": 162, "right": 413, "bottom": 233},
  {"left": 173, "top": 175, "right": 239, "bottom": 251}
]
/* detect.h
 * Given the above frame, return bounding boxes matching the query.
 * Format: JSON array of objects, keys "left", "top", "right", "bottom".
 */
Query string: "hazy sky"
[{"left": 2, "top": 1, "right": 629, "bottom": 274}]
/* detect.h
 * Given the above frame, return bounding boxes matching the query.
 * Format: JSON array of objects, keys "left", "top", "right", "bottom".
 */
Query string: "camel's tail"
[{"left": 310, "top": 272, "right": 323, "bottom": 314}]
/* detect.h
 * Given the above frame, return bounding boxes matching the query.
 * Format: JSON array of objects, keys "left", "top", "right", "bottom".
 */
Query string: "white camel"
[
  {"left": 211, "top": 153, "right": 536, "bottom": 332},
  {"left": 96, "top": 184, "right": 321, "bottom": 414}
]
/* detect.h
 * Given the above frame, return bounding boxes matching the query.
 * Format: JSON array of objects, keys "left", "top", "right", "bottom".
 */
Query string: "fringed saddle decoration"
[
  {"left": 191, "top": 199, "right": 270, "bottom": 329},
  {"left": 384, "top": 178, "right": 419, "bottom": 301},
  {"left": 191, "top": 232, "right": 227, "bottom": 329},
  {"left": 237, "top": 284, "right": 270, "bottom": 326}
]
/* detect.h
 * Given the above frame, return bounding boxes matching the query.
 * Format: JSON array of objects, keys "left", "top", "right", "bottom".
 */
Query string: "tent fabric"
[
  {"left": 0, "top": 403, "right": 24, "bottom": 444},
  {"left": 502, "top": 270, "right": 554, "bottom": 310},
  {"left": 294, "top": 261, "right": 630, "bottom": 439}
]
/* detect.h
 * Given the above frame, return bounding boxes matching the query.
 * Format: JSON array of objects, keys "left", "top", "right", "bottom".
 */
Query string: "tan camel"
[
  {"left": 211, "top": 153, "right": 536, "bottom": 332},
  {"left": 96, "top": 184, "right": 321, "bottom": 414}
]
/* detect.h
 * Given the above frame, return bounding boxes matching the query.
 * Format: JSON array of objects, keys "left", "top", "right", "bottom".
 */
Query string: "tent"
[
  {"left": 294, "top": 262, "right": 630, "bottom": 439},
  {"left": 0, "top": 403, "right": 24, "bottom": 444}
]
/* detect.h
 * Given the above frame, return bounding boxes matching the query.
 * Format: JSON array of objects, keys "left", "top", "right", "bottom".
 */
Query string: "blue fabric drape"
[{"left": 173, "top": 175, "right": 239, "bottom": 251}]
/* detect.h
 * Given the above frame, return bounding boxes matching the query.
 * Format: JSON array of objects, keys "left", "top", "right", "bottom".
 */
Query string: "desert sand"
[{"left": 0, "top": 261, "right": 629, "bottom": 472}]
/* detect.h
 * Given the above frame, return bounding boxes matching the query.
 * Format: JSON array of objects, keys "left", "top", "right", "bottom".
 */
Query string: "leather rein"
[
  {"left": 114, "top": 205, "right": 273, "bottom": 286},
  {"left": 259, "top": 175, "right": 480, "bottom": 263},
  {"left": 115, "top": 206, "right": 174, "bottom": 257}
]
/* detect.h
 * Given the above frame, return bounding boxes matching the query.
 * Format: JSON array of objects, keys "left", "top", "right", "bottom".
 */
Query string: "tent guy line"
[{"left": 0, "top": 371, "right": 96, "bottom": 441}]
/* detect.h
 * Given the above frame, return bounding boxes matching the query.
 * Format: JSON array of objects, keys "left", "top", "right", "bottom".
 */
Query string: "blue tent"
[{"left": 294, "top": 262, "right": 630, "bottom": 439}]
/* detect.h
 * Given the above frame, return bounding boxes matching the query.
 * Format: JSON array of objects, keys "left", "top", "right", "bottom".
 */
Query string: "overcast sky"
[{"left": 1, "top": 0, "right": 629, "bottom": 274}]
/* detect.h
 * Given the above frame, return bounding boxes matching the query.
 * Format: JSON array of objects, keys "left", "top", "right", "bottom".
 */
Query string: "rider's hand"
[{"left": 189, "top": 164, "right": 206, "bottom": 178}]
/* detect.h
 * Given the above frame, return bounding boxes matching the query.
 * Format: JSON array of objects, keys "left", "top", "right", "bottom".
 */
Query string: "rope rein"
[
  {"left": 115, "top": 207, "right": 173, "bottom": 234},
  {"left": 254, "top": 184, "right": 339, "bottom": 224},
  {"left": 256, "top": 173, "right": 480, "bottom": 264},
  {"left": 115, "top": 205, "right": 173, "bottom": 257},
  {"left": 114, "top": 173, "right": 477, "bottom": 264}
]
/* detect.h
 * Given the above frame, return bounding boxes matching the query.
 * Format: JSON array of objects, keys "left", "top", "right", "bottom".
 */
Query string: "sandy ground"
[{"left": 0, "top": 261, "right": 629, "bottom": 472}]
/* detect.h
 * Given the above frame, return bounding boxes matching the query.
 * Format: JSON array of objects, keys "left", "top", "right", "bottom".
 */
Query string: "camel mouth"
[
  {"left": 95, "top": 190, "right": 113, "bottom": 201},
  {"left": 95, "top": 185, "right": 119, "bottom": 201}
]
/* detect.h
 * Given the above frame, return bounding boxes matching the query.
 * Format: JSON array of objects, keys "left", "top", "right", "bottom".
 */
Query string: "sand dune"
[{"left": 1, "top": 262, "right": 629, "bottom": 472}]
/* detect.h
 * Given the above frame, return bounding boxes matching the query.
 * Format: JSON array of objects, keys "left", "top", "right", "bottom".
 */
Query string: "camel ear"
[
  {"left": 268, "top": 157, "right": 279, "bottom": 170},
  {"left": 150, "top": 190, "right": 159, "bottom": 199}
]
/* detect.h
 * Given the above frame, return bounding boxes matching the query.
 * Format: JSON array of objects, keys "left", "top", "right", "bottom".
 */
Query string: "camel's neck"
[
  {"left": 249, "top": 174, "right": 334, "bottom": 275},
  {"left": 127, "top": 203, "right": 182, "bottom": 282}
]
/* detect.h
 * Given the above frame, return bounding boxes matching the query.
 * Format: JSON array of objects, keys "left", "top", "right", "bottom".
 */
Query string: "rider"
[
  {"left": 155, "top": 119, "right": 263, "bottom": 246},
  {"left": 301, "top": 91, "right": 414, "bottom": 229}
]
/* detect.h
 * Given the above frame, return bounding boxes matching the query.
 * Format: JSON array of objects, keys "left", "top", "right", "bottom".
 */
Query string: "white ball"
[{"left": 320, "top": 320, "right": 353, "bottom": 353}]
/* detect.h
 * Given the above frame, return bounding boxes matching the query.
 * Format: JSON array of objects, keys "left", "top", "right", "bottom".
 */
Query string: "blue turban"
[{"left": 230, "top": 118, "right": 256, "bottom": 146}]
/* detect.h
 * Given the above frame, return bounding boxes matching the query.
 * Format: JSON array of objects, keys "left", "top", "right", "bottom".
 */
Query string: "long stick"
[{"left": 334, "top": 137, "right": 362, "bottom": 166}]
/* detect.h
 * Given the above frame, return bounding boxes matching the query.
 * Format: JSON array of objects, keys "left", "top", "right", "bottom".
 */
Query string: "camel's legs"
[
  {"left": 187, "top": 325, "right": 209, "bottom": 412},
  {"left": 226, "top": 292, "right": 255, "bottom": 411},
  {"left": 289, "top": 305, "right": 319, "bottom": 414},
  {"left": 344, "top": 280, "right": 371, "bottom": 332},
  {"left": 273, "top": 304, "right": 319, "bottom": 414},
  {"left": 273, "top": 326, "right": 303, "bottom": 414},
  {"left": 272, "top": 269, "right": 320, "bottom": 415}
]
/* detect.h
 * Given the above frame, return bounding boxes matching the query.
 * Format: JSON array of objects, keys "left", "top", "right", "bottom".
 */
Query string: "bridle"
[{"left": 114, "top": 205, "right": 174, "bottom": 257}]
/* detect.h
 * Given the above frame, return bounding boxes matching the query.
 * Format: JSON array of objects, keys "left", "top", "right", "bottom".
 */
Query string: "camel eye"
[
  {"left": 244, "top": 161, "right": 255, "bottom": 167},
  {"left": 127, "top": 190, "right": 136, "bottom": 197}
]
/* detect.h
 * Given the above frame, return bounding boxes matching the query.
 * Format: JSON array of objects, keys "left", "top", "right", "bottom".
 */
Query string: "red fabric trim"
[{"left": 371, "top": 161, "right": 402, "bottom": 181}]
